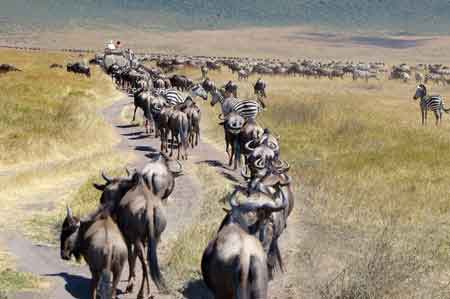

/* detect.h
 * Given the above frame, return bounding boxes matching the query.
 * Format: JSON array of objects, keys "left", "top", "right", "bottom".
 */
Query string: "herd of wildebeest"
[
  {"left": 58, "top": 48, "right": 292, "bottom": 299},
  {"left": 0, "top": 47, "right": 448, "bottom": 298}
]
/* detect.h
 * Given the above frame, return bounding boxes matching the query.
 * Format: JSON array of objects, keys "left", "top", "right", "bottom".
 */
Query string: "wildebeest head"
[
  {"left": 93, "top": 171, "right": 139, "bottom": 206},
  {"left": 219, "top": 112, "right": 245, "bottom": 135},
  {"left": 413, "top": 84, "right": 427, "bottom": 100},
  {"left": 226, "top": 184, "right": 288, "bottom": 232},
  {"left": 60, "top": 206, "right": 81, "bottom": 261}
]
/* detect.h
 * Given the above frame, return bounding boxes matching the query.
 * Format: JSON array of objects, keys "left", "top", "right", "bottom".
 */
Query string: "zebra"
[
  {"left": 153, "top": 84, "right": 208, "bottom": 106},
  {"left": 210, "top": 87, "right": 261, "bottom": 120},
  {"left": 413, "top": 84, "right": 450, "bottom": 125}
]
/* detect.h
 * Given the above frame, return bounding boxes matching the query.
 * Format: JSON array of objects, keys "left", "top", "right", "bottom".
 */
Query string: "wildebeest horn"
[
  {"left": 218, "top": 113, "right": 225, "bottom": 120},
  {"left": 245, "top": 140, "right": 257, "bottom": 152},
  {"left": 101, "top": 171, "right": 112, "bottom": 183},
  {"left": 255, "top": 157, "right": 266, "bottom": 169},
  {"left": 125, "top": 167, "right": 131, "bottom": 176},
  {"left": 170, "top": 160, "right": 183, "bottom": 174},
  {"left": 272, "top": 159, "right": 290, "bottom": 172},
  {"left": 239, "top": 189, "right": 287, "bottom": 213},
  {"left": 241, "top": 166, "right": 252, "bottom": 180},
  {"left": 66, "top": 205, "right": 73, "bottom": 218}
]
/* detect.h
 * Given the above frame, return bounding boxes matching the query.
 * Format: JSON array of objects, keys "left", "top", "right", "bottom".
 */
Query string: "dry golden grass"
[
  {"left": 5, "top": 26, "right": 450, "bottom": 63},
  {"left": 169, "top": 66, "right": 450, "bottom": 297},
  {"left": 0, "top": 49, "right": 128, "bottom": 246}
]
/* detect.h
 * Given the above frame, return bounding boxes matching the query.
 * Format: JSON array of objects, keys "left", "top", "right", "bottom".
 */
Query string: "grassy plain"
[{"left": 167, "top": 66, "right": 450, "bottom": 297}]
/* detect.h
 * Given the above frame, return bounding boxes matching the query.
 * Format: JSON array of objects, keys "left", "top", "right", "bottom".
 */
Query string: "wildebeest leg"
[
  {"left": 126, "top": 244, "right": 137, "bottom": 292},
  {"left": 135, "top": 241, "right": 151, "bottom": 299},
  {"left": 196, "top": 130, "right": 199, "bottom": 146},
  {"left": 170, "top": 130, "right": 175, "bottom": 157},
  {"left": 90, "top": 271, "right": 100, "bottom": 299},
  {"left": 132, "top": 106, "right": 138, "bottom": 122},
  {"left": 424, "top": 109, "right": 428, "bottom": 125},
  {"left": 112, "top": 260, "right": 125, "bottom": 299},
  {"left": 234, "top": 139, "right": 240, "bottom": 170},
  {"left": 421, "top": 108, "right": 425, "bottom": 125},
  {"left": 229, "top": 140, "right": 235, "bottom": 166}
]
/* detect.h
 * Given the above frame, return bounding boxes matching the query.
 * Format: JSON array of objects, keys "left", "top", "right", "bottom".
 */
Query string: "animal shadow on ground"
[
  {"left": 198, "top": 160, "right": 241, "bottom": 183},
  {"left": 45, "top": 272, "right": 90, "bottom": 299},
  {"left": 134, "top": 145, "right": 157, "bottom": 153},
  {"left": 121, "top": 131, "right": 144, "bottom": 137},
  {"left": 182, "top": 279, "right": 214, "bottom": 299},
  {"left": 116, "top": 124, "right": 139, "bottom": 129},
  {"left": 128, "top": 134, "right": 150, "bottom": 140}
]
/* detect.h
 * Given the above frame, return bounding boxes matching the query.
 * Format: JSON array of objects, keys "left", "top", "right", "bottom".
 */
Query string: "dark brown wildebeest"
[
  {"left": 219, "top": 112, "right": 245, "bottom": 169},
  {"left": 60, "top": 207, "right": 128, "bottom": 299},
  {"left": 201, "top": 186, "right": 288, "bottom": 299},
  {"left": 0, "top": 64, "right": 22, "bottom": 74},
  {"left": 239, "top": 119, "right": 264, "bottom": 165},
  {"left": 94, "top": 171, "right": 168, "bottom": 298},
  {"left": 241, "top": 163, "right": 294, "bottom": 278},
  {"left": 185, "top": 103, "right": 201, "bottom": 148},
  {"left": 67, "top": 62, "right": 91, "bottom": 78},
  {"left": 132, "top": 89, "right": 153, "bottom": 134},
  {"left": 140, "top": 152, "right": 183, "bottom": 203},
  {"left": 168, "top": 107, "right": 190, "bottom": 160}
]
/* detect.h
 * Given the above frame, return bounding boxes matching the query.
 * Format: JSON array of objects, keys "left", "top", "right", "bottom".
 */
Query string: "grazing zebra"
[
  {"left": 153, "top": 84, "right": 208, "bottom": 106},
  {"left": 210, "top": 87, "right": 261, "bottom": 120},
  {"left": 413, "top": 84, "right": 450, "bottom": 125}
]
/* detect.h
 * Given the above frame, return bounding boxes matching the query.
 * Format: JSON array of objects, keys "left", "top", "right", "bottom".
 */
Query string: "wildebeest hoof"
[{"left": 125, "top": 283, "right": 134, "bottom": 293}]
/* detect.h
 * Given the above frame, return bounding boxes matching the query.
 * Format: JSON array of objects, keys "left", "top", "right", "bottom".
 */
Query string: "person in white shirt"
[{"left": 106, "top": 40, "right": 116, "bottom": 50}]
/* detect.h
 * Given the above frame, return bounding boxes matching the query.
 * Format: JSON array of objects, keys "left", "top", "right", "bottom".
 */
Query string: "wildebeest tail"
[
  {"left": 248, "top": 255, "right": 268, "bottom": 299},
  {"left": 146, "top": 206, "right": 168, "bottom": 292},
  {"left": 98, "top": 227, "right": 113, "bottom": 299},
  {"left": 233, "top": 255, "right": 249, "bottom": 299}
]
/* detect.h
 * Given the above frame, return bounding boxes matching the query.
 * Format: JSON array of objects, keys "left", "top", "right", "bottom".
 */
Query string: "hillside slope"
[{"left": 1, "top": 0, "right": 450, "bottom": 33}]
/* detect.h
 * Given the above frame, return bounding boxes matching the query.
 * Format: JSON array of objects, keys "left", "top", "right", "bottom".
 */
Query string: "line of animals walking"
[
  {"left": 2, "top": 45, "right": 447, "bottom": 298},
  {"left": 59, "top": 47, "right": 293, "bottom": 299}
]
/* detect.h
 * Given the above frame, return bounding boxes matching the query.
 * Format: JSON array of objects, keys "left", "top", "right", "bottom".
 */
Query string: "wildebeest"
[
  {"left": 170, "top": 74, "right": 193, "bottom": 91},
  {"left": 224, "top": 80, "right": 238, "bottom": 97},
  {"left": 239, "top": 119, "right": 264, "bottom": 165},
  {"left": 67, "top": 62, "right": 91, "bottom": 77},
  {"left": 201, "top": 186, "right": 288, "bottom": 299},
  {"left": 238, "top": 69, "right": 249, "bottom": 80},
  {"left": 0, "top": 63, "right": 22, "bottom": 74},
  {"left": 93, "top": 172, "right": 168, "bottom": 297},
  {"left": 185, "top": 103, "right": 202, "bottom": 147},
  {"left": 60, "top": 207, "right": 128, "bottom": 299},
  {"left": 49, "top": 63, "right": 63, "bottom": 69},
  {"left": 140, "top": 152, "right": 183, "bottom": 202},
  {"left": 132, "top": 89, "right": 153, "bottom": 134},
  {"left": 168, "top": 107, "right": 190, "bottom": 160},
  {"left": 219, "top": 112, "right": 245, "bottom": 169}
]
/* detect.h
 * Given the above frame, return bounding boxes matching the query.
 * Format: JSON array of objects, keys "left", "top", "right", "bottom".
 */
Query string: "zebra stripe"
[
  {"left": 214, "top": 91, "right": 261, "bottom": 120},
  {"left": 154, "top": 88, "right": 185, "bottom": 106},
  {"left": 421, "top": 95, "right": 444, "bottom": 112}
]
